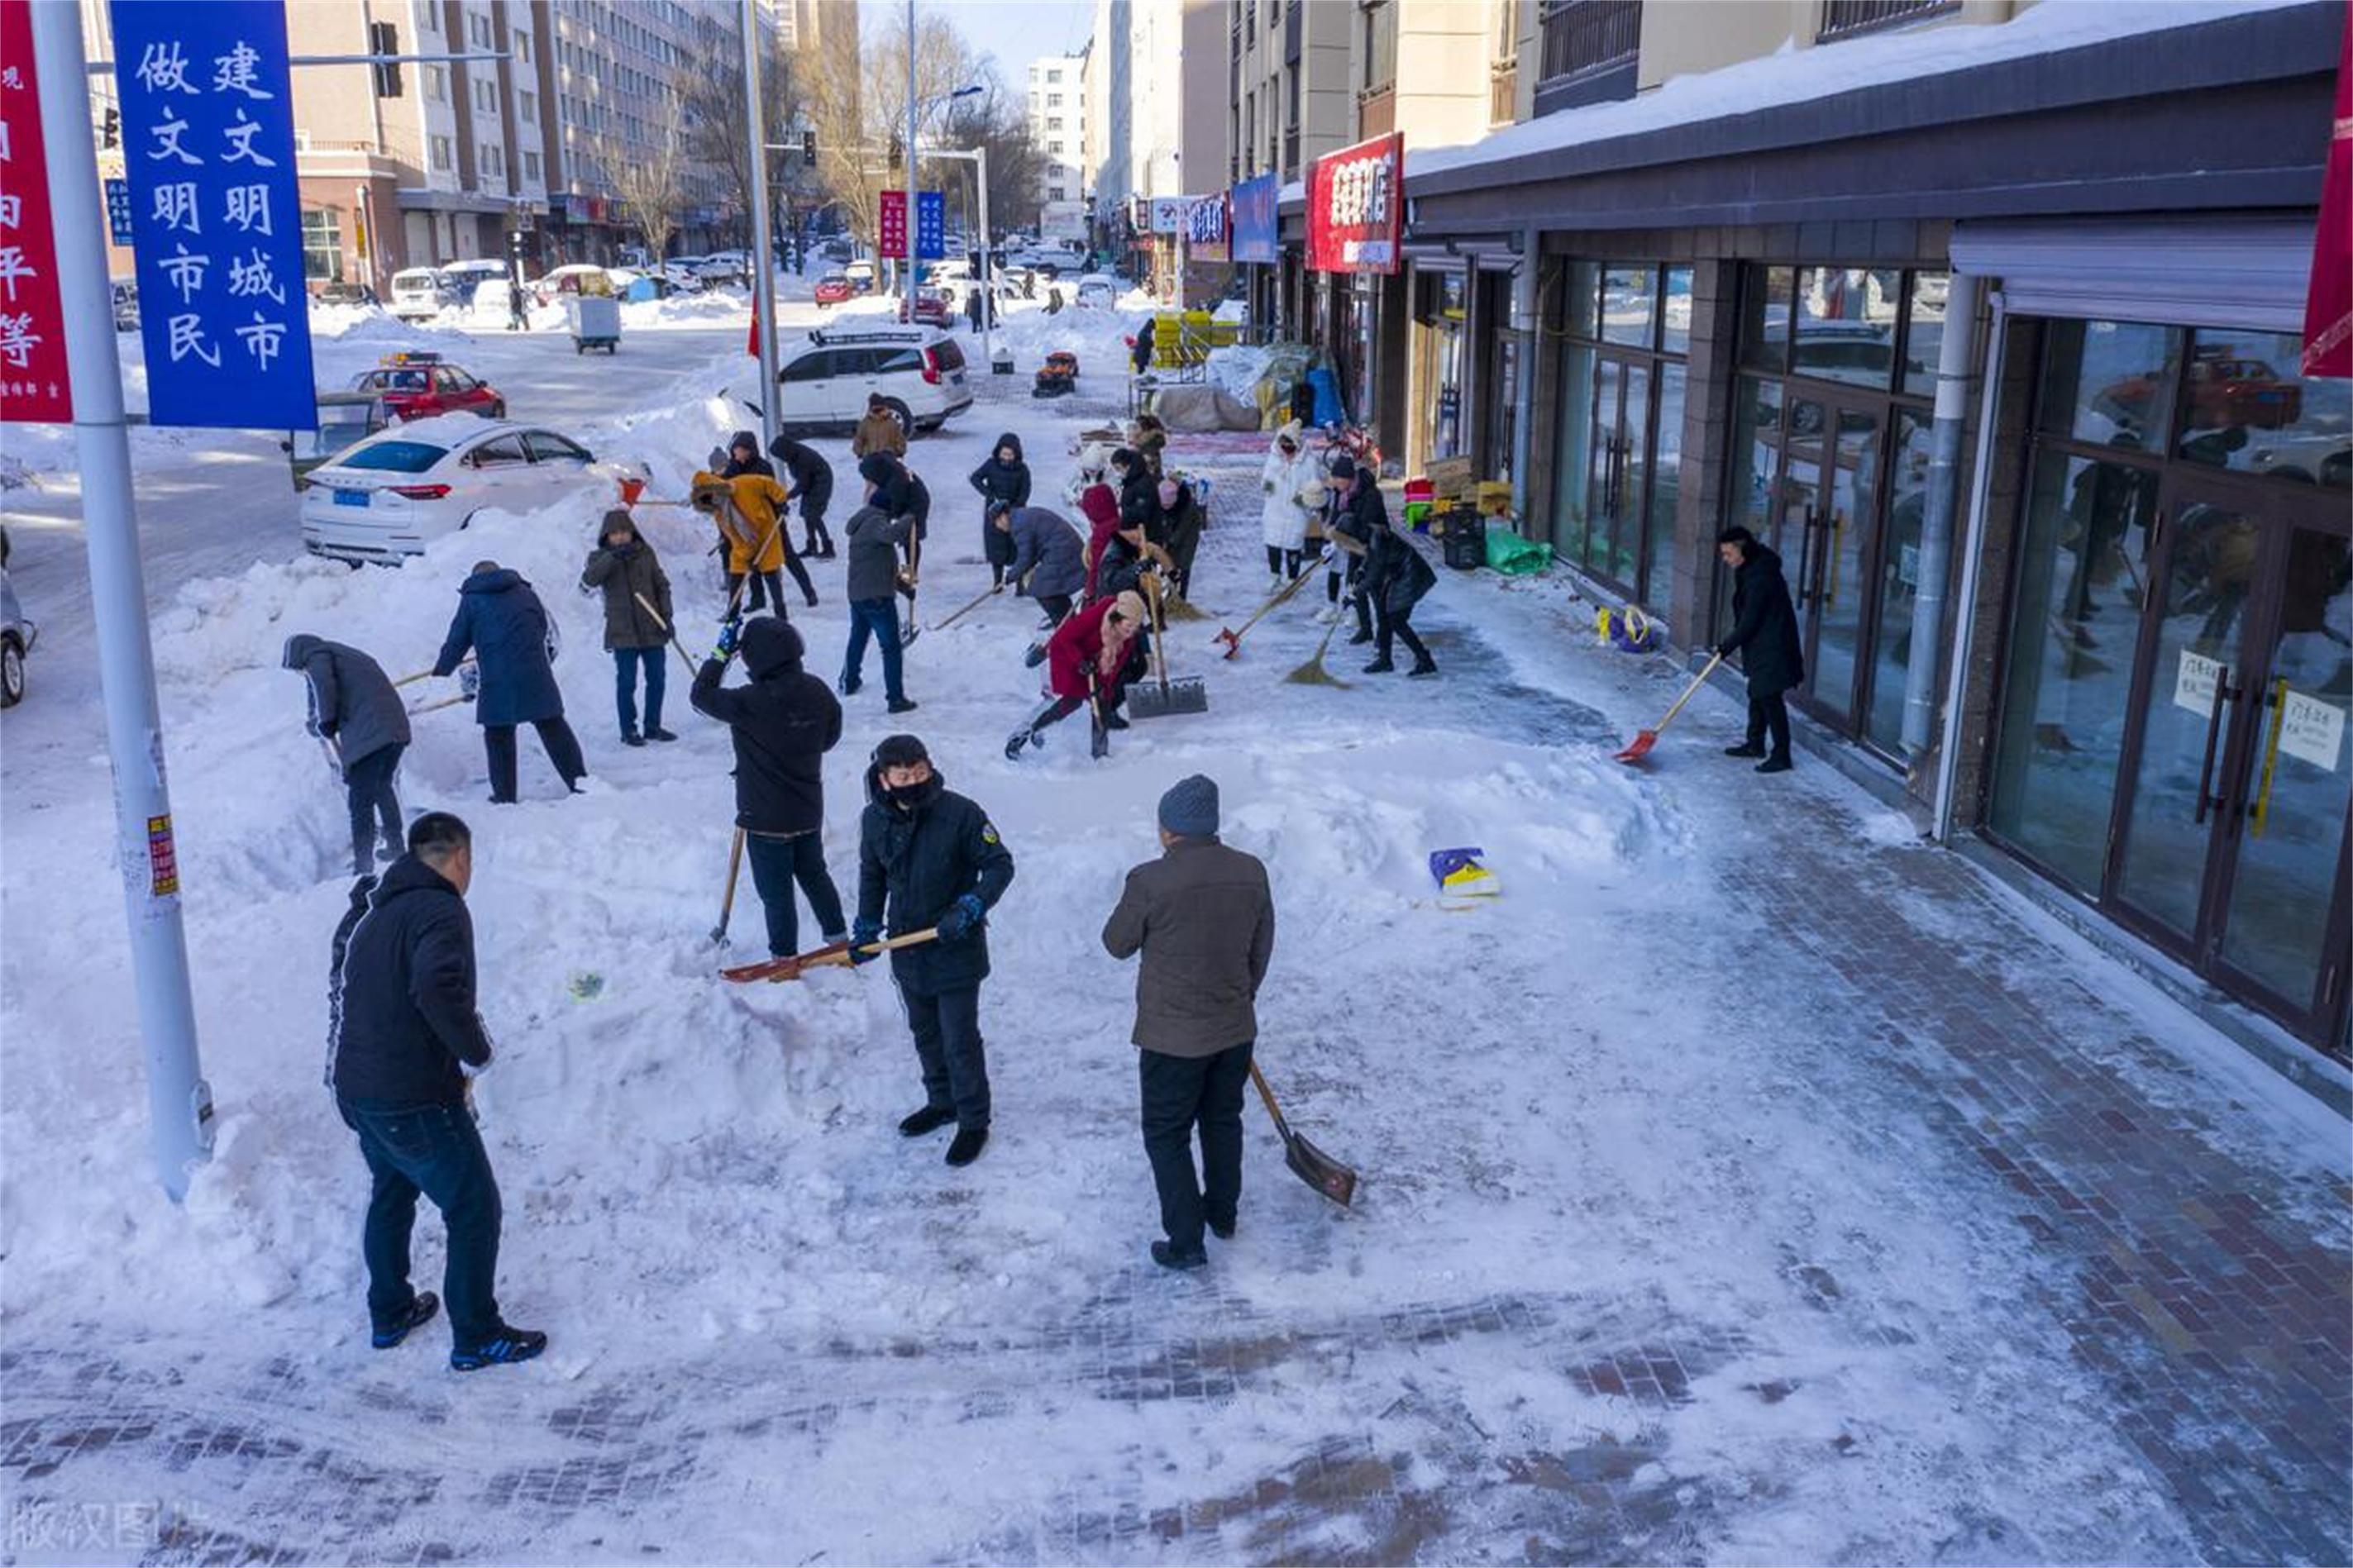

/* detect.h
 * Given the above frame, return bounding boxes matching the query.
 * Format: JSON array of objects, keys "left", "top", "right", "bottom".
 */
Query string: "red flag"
[
  {"left": 2303, "top": 0, "right": 2352, "bottom": 377},
  {"left": 747, "top": 300, "right": 760, "bottom": 359}
]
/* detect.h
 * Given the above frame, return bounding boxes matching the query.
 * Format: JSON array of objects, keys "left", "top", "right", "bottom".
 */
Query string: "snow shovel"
[
  {"left": 721, "top": 927, "right": 939, "bottom": 983},
  {"left": 1214, "top": 565, "right": 1320, "bottom": 660},
  {"left": 406, "top": 693, "right": 470, "bottom": 717},
  {"left": 1284, "top": 615, "right": 1350, "bottom": 688},
  {"left": 1129, "top": 575, "right": 1208, "bottom": 720},
  {"left": 1087, "top": 669, "right": 1111, "bottom": 760},
  {"left": 1250, "top": 1062, "right": 1357, "bottom": 1208},
  {"left": 931, "top": 582, "right": 1002, "bottom": 632},
  {"left": 710, "top": 827, "right": 745, "bottom": 944},
  {"left": 633, "top": 592, "right": 704, "bottom": 678},
  {"left": 1615, "top": 652, "right": 1723, "bottom": 764}
]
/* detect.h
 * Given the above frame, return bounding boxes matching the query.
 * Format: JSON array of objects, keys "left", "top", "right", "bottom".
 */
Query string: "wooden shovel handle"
[
  {"left": 1247, "top": 1060, "right": 1295, "bottom": 1144},
  {"left": 1653, "top": 652, "right": 1725, "bottom": 734}
]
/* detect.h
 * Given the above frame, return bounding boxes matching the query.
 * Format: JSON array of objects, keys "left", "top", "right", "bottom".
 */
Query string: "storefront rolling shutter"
[{"left": 1952, "top": 216, "right": 2317, "bottom": 333}]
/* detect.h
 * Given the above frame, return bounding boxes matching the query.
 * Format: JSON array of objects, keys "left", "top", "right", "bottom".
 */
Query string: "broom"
[{"left": 1284, "top": 614, "right": 1350, "bottom": 687}]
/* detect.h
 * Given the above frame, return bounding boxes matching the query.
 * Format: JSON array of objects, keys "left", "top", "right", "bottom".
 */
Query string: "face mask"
[{"left": 883, "top": 774, "right": 940, "bottom": 810}]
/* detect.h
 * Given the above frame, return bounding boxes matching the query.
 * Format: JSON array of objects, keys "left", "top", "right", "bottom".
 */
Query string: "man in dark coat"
[
  {"left": 854, "top": 734, "right": 1015, "bottom": 1168},
  {"left": 858, "top": 452, "right": 931, "bottom": 640},
  {"left": 1131, "top": 317, "right": 1155, "bottom": 377},
  {"left": 433, "top": 561, "right": 588, "bottom": 803},
  {"left": 966, "top": 433, "right": 1031, "bottom": 589},
  {"left": 839, "top": 501, "right": 919, "bottom": 714},
  {"left": 327, "top": 811, "right": 545, "bottom": 1370},
  {"left": 770, "top": 435, "right": 837, "bottom": 558},
  {"left": 690, "top": 618, "right": 847, "bottom": 957},
  {"left": 1100, "top": 774, "right": 1274, "bottom": 1271},
  {"left": 719, "top": 429, "right": 776, "bottom": 480},
  {"left": 1715, "top": 525, "right": 1806, "bottom": 774},
  {"left": 1357, "top": 510, "right": 1439, "bottom": 678},
  {"left": 998, "top": 501, "right": 1086, "bottom": 634},
  {"left": 284, "top": 633, "right": 413, "bottom": 877},
  {"left": 579, "top": 511, "right": 675, "bottom": 746}
]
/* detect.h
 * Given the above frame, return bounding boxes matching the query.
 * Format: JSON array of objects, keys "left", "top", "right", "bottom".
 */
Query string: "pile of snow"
[{"left": 620, "top": 291, "right": 750, "bottom": 330}]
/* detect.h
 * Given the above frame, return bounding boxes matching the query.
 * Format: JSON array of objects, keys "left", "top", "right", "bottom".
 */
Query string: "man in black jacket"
[
  {"left": 327, "top": 812, "right": 545, "bottom": 1371},
  {"left": 770, "top": 435, "right": 837, "bottom": 559},
  {"left": 283, "top": 633, "right": 412, "bottom": 876},
  {"left": 854, "top": 734, "right": 1014, "bottom": 1168},
  {"left": 1715, "top": 525, "right": 1807, "bottom": 774},
  {"left": 690, "top": 618, "right": 847, "bottom": 957},
  {"left": 1324, "top": 457, "right": 1378, "bottom": 646}
]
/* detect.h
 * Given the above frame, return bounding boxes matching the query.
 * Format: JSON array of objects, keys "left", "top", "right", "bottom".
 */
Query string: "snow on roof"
[{"left": 1409, "top": 0, "right": 2318, "bottom": 187}]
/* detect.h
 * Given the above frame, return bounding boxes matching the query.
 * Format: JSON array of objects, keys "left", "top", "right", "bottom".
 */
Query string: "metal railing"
[
  {"left": 1818, "top": 0, "right": 1959, "bottom": 41},
  {"left": 1536, "top": 0, "right": 1638, "bottom": 85}
]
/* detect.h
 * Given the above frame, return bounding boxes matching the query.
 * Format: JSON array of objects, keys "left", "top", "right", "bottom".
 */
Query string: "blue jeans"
[
  {"left": 613, "top": 646, "right": 666, "bottom": 735},
  {"left": 841, "top": 597, "right": 905, "bottom": 703},
  {"left": 337, "top": 1096, "right": 504, "bottom": 1346}
]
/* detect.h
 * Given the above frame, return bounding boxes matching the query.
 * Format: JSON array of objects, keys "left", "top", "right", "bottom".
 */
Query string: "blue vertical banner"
[
  {"left": 104, "top": 179, "right": 135, "bottom": 246},
  {"left": 111, "top": 1, "right": 317, "bottom": 429},
  {"left": 914, "top": 191, "right": 946, "bottom": 261}
]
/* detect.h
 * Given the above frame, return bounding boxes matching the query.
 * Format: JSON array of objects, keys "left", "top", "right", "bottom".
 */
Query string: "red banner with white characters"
[
  {"left": 1307, "top": 132, "right": 1404, "bottom": 275},
  {"left": 2302, "top": 0, "right": 2351, "bottom": 377},
  {"left": 877, "top": 189, "right": 908, "bottom": 261},
  {"left": 0, "top": 0, "right": 75, "bottom": 424}
]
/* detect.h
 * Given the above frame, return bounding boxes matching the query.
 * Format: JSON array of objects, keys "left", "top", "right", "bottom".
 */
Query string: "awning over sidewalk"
[{"left": 1952, "top": 216, "right": 2321, "bottom": 333}]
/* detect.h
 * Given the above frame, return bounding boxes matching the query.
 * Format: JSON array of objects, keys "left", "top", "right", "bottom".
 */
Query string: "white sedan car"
[{"left": 299, "top": 415, "right": 624, "bottom": 565}]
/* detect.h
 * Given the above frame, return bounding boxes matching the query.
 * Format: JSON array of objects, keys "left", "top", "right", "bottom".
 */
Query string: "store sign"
[
  {"left": 1186, "top": 193, "right": 1228, "bottom": 262},
  {"left": 2279, "top": 690, "right": 2346, "bottom": 771},
  {"left": 2173, "top": 651, "right": 2224, "bottom": 716},
  {"left": 1308, "top": 131, "right": 1403, "bottom": 274},
  {"left": 111, "top": 0, "right": 317, "bottom": 430},
  {"left": 877, "top": 189, "right": 908, "bottom": 260},
  {"left": 914, "top": 189, "right": 944, "bottom": 260},
  {"left": 1229, "top": 173, "right": 1279, "bottom": 265},
  {"left": 0, "top": 1, "right": 75, "bottom": 425},
  {"left": 1147, "top": 196, "right": 1190, "bottom": 236}
]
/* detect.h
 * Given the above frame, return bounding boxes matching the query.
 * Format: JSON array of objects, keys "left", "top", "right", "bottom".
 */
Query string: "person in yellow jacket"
[
  {"left": 692, "top": 469, "right": 818, "bottom": 617},
  {"left": 851, "top": 395, "right": 909, "bottom": 460}
]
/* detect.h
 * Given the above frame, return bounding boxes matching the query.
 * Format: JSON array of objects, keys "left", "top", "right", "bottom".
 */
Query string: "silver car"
[{"left": 0, "top": 527, "right": 35, "bottom": 708}]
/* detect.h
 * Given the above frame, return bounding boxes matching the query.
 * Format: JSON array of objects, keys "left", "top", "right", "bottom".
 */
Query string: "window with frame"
[
  {"left": 424, "top": 64, "right": 446, "bottom": 101},
  {"left": 519, "top": 91, "right": 537, "bottom": 123},
  {"left": 430, "top": 135, "right": 453, "bottom": 172},
  {"left": 1362, "top": 0, "right": 1396, "bottom": 91},
  {"left": 1546, "top": 260, "right": 1691, "bottom": 610},
  {"left": 300, "top": 207, "right": 341, "bottom": 282}
]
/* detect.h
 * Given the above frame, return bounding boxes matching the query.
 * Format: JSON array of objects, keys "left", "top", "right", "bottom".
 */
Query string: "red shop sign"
[
  {"left": 0, "top": 0, "right": 76, "bottom": 425},
  {"left": 1307, "top": 131, "right": 1404, "bottom": 276},
  {"left": 877, "top": 189, "right": 908, "bottom": 260}
]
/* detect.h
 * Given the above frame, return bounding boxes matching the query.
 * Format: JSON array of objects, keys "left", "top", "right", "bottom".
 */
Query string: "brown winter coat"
[
  {"left": 579, "top": 517, "right": 673, "bottom": 650},
  {"left": 1100, "top": 837, "right": 1275, "bottom": 1058},
  {"left": 852, "top": 409, "right": 908, "bottom": 459}
]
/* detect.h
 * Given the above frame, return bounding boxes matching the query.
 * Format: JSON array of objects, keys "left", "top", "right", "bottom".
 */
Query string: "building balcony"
[
  {"left": 1818, "top": 0, "right": 1959, "bottom": 41},
  {"left": 1358, "top": 82, "right": 1395, "bottom": 141},
  {"left": 1489, "top": 59, "right": 1518, "bottom": 126},
  {"left": 1532, "top": 0, "right": 1639, "bottom": 118}
]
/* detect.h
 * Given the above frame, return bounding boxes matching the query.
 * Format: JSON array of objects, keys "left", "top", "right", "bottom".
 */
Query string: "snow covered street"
[{"left": 2, "top": 299, "right": 2346, "bottom": 1566}]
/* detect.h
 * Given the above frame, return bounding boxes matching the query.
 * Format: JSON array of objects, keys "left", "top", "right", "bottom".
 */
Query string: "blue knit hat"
[{"left": 1157, "top": 774, "right": 1219, "bottom": 838}]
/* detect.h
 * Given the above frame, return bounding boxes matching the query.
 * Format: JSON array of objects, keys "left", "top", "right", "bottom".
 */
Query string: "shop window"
[
  {"left": 2036, "top": 318, "right": 2182, "bottom": 455},
  {"left": 1545, "top": 261, "right": 1683, "bottom": 608},
  {"left": 2174, "top": 329, "right": 2353, "bottom": 490},
  {"left": 1551, "top": 341, "right": 1599, "bottom": 565},
  {"left": 1792, "top": 266, "right": 1900, "bottom": 388},
  {"left": 301, "top": 208, "right": 342, "bottom": 282},
  {"left": 1901, "top": 272, "right": 1948, "bottom": 397},
  {"left": 1866, "top": 410, "right": 1935, "bottom": 753},
  {"left": 1740, "top": 266, "right": 1792, "bottom": 374},
  {"left": 1600, "top": 265, "right": 1653, "bottom": 346},
  {"left": 1660, "top": 265, "right": 1692, "bottom": 357}
]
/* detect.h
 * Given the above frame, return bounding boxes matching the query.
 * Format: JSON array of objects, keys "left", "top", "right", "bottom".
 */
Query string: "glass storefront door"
[{"left": 1771, "top": 396, "right": 1884, "bottom": 732}]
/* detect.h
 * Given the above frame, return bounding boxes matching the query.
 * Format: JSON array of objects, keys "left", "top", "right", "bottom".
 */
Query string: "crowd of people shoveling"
[{"left": 284, "top": 402, "right": 1399, "bottom": 1370}]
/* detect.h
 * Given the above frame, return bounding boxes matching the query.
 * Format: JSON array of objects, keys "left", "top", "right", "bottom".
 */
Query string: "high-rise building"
[
  {"left": 1026, "top": 53, "right": 1088, "bottom": 241},
  {"left": 551, "top": 0, "right": 740, "bottom": 262}
]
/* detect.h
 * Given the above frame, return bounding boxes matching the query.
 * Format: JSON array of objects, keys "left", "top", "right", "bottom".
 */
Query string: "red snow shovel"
[
  {"left": 721, "top": 927, "right": 938, "bottom": 984},
  {"left": 1614, "top": 653, "right": 1722, "bottom": 764},
  {"left": 1214, "top": 564, "right": 1319, "bottom": 660},
  {"left": 1250, "top": 1063, "right": 1357, "bottom": 1208}
]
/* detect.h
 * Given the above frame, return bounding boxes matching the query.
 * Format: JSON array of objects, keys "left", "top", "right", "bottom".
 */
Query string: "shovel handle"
[
  {"left": 1652, "top": 652, "right": 1725, "bottom": 734},
  {"left": 1247, "top": 1060, "right": 1296, "bottom": 1145}
]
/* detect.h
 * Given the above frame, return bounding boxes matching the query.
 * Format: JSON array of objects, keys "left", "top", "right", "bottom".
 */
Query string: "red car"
[
  {"left": 814, "top": 273, "right": 857, "bottom": 307},
  {"left": 900, "top": 288, "right": 952, "bottom": 327},
  {"left": 349, "top": 353, "right": 505, "bottom": 421}
]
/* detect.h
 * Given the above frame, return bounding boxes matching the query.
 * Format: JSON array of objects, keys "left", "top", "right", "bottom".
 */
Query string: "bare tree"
[
  {"left": 940, "top": 79, "right": 1045, "bottom": 235},
  {"left": 597, "top": 119, "right": 687, "bottom": 265},
  {"left": 680, "top": 14, "right": 800, "bottom": 252}
]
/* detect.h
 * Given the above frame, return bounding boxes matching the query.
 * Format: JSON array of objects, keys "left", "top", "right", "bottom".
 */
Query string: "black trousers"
[
  {"left": 1266, "top": 545, "right": 1302, "bottom": 578},
  {"left": 343, "top": 741, "right": 405, "bottom": 876},
  {"left": 800, "top": 490, "right": 833, "bottom": 554},
  {"left": 1374, "top": 599, "right": 1430, "bottom": 665},
  {"left": 745, "top": 830, "right": 846, "bottom": 957},
  {"left": 1035, "top": 593, "right": 1074, "bottom": 627},
  {"left": 484, "top": 717, "right": 586, "bottom": 803},
  {"left": 899, "top": 980, "right": 990, "bottom": 1132},
  {"left": 1746, "top": 691, "right": 1792, "bottom": 760},
  {"left": 1139, "top": 1041, "right": 1253, "bottom": 1254}
]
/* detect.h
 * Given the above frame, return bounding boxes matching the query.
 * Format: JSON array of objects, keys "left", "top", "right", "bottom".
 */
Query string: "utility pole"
[
  {"left": 742, "top": 0, "right": 781, "bottom": 452},
  {"left": 31, "top": 0, "right": 212, "bottom": 1200},
  {"left": 904, "top": 0, "right": 919, "bottom": 303}
]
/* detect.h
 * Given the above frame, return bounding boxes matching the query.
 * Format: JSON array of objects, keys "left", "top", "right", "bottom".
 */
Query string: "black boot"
[
  {"left": 898, "top": 1104, "right": 956, "bottom": 1137},
  {"left": 1151, "top": 1240, "right": 1207, "bottom": 1270},
  {"left": 1362, "top": 656, "right": 1395, "bottom": 674},
  {"left": 945, "top": 1127, "right": 989, "bottom": 1166},
  {"left": 1725, "top": 742, "right": 1765, "bottom": 758},
  {"left": 1756, "top": 754, "right": 1793, "bottom": 774}
]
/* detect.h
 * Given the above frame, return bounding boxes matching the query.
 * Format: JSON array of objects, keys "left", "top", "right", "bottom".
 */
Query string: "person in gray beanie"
[{"left": 1101, "top": 774, "right": 1275, "bottom": 1271}]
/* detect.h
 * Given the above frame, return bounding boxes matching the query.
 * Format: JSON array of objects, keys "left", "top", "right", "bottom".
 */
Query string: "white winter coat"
[{"left": 1259, "top": 442, "right": 1317, "bottom": 552}]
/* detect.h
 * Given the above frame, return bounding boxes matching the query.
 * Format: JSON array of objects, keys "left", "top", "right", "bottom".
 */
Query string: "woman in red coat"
[{"left": 1005, "top": 589, "right": 1146, "bottom": 760}]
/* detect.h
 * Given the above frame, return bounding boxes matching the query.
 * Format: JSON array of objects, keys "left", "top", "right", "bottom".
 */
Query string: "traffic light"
[
  {"left": 370, "top": 21, "right": 402, "bottom": 98},
  {"left": 887, "top": 131, "right": 901, "bottom": 169},
  {"left": 100, "top": 107, "right": 119, "bottom": 149},
  {"left": 802, "top": 129, "right": 817, "bottom": 168}
]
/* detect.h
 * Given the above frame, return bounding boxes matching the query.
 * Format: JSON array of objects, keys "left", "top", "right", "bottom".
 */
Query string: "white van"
[{"left": 389, "top": 267, "right": 456, "bottom": 321}]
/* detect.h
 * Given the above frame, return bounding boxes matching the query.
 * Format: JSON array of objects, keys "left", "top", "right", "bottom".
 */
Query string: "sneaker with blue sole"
[
  {"left": 371, "top": 1292, "right": 439, "bottom": 1350},
  {"left": 449, "top": 1326, "right": 548, "bottom": 1372}
]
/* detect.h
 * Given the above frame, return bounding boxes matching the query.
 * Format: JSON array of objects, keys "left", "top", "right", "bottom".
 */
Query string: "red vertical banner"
[
  {"left": 0, "top": 0, "right": 77, "bottom": 424},
  {"left": 2303, "top": 0, "right": 2352, "bottom": 377},
  {"left": 877, "top": 190, "right": 909, "bottom": 261}
]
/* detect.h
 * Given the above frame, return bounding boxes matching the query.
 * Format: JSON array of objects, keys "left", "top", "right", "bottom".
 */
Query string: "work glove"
[
  {"left": 1318, "top": 543, "right": 1337, "bottom": 565},
  {"left": 936, "top": 893, "right": 986, "bottom": 944},
  {"left": 460, "top": 663, "right": 481, "bottom": 701},
  {"left": 714, "top": 617, "right": 742, "bottom": 659},
  {"left": 850, "top": 919, "right": 884, "bottom": 964}
]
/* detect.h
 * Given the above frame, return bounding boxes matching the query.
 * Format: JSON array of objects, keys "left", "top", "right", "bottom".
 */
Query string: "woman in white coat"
[{"left": 1259, "top": 425, "right": 1317, "bottom": 590}]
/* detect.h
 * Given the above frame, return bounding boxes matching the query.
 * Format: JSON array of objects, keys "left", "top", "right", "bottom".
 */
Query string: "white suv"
[{"left": 735, "top": 326, "right": 973, "bottom": 439}]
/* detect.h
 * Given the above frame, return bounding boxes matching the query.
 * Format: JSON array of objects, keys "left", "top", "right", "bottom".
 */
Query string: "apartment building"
[
  {"left": 1226, "top": 0, "right": 1353, "bottom": 187},
  {"left": 551, "top": 0, "right": 740, "bottom": 262},
  {"left": 1027, "top": 53, "right": 1089, "bottom": 241}
]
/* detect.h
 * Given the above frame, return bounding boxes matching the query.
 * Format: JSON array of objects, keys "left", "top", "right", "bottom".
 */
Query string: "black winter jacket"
[
  {"left": 770, "top": 436, "right": 833, "bottom": 505},
  {"left": 1363, "top": 526, "right": 1436, "bottom": 616},
  {"left": 1718, "top": 543, "right": 1807, "bottom": 698},
  {"left": 967, "top": 434, "right": 1033, "bottom": 509},
  {"left": 721, "top": 428, "right": 776, "bottom": 480},
  {"left": 327, "top": 855, "right": 492, "bottom": 1106},
  {"left": 857, "top": 774, "right": 1015, "bottom": 992},
  {"left": 689, "top": 618, "right": 842, "bottom": 836},
  {"left": 283, "top": 635, "right": 411, "bottom": 766}
]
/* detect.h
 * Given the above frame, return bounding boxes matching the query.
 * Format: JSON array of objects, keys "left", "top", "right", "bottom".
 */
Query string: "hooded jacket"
[
  {"left": 1260, "top": 432, "right": 1317, "bottom": 552},
  {"left": 282, "top": 634, "right": 411, "bottom": 766},
  {"left": 720, "top": 429, "right": 776, "bottom": 480},
  {"left": 1045, "top": 592, "right": 1142, "bottom": 701},
  {"left": 1112, "top": 450, "right": 1157, "bottom": 532},
  {"left": 857, "top": 765, "right": 1015, "bottom": 992},
  {"left": 1004, "top": 506, "right": 1086, "bottom": 603},
  {"left": 695, "top": 470, "right": 792, "bottom": 574},
  {"left": 862, "top": 456, "right": 930, "bottom": 538},
  {"left": 852, "top": 407, "right": 908, "bottom": 459},
  {"left": 770, "top": 436, "right": 833, "bottom": 505},
  {"left": 580, "top": 517, "right": 673, "bottom": 651},
  {"left": 966, "top": 434, "right": 1032, "bottom": 509},
  {"left": 433, "top": 567, "right": 564, "bottom": 727},
  {"left": 1079, "top": 483, "right": 1124, "bottom": 598},
  {"left": 689, "top": 618, "right": 842, "bottom": 836},
  {"left": 1157, "top": 482, "right": 1205, "bottom": 576},
  {"left": 327, "top": 855, "right": 493, "bottom": 1106},
  {"left": 1363, "top": 522, "right": 1438, "bottom": 616},
  {"left": 843, "top": 504, "right": 918, "bottom": 602},
  {"left": 1718, "top": 543, "right": 1807, "bottom": 698}
]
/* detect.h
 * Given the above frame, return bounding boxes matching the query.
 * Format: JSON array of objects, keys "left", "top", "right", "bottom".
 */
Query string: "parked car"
[
  {"left": 0, "top": 526, "right": 33, "bottom": 709},
  {"left": 1074, "top": 274, "right": 1119, "bottom": 309},
  {"left": 299, "top": 416, "right": 623, "bottom": 565},
  {"left": 844, "top": 260, "right": 876, "bottom": 293},
  {"left": 314, "top": 280, "right": 378, "bottom": 307},
  {"left": 814, "top": 272, "right": 858, "bottom": 308},
  {"left": 440, "top": 259, "right": 512, "bottom": 307},
  {"left": 349, "top": 352, "right": 505, "bottom": 422},
  {"left": 389, "top": 266, "right": 460, "bottom": 321},
  {"left": 536, "top": 263, "right": 616, "bottom": 301},
  {"left": 730, "top": 325, "right": 972, "bottom": 438},
  {"left": 901, "top": 287, "right": 953, "bottom": 327},
  {"left": 282, "top": 390, "right": 392, "bottom": 489}
]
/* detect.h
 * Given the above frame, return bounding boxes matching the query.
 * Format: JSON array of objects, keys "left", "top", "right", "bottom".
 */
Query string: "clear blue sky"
[{"left": 857, "top": 0, "right": 1097, "bottom": 88}]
